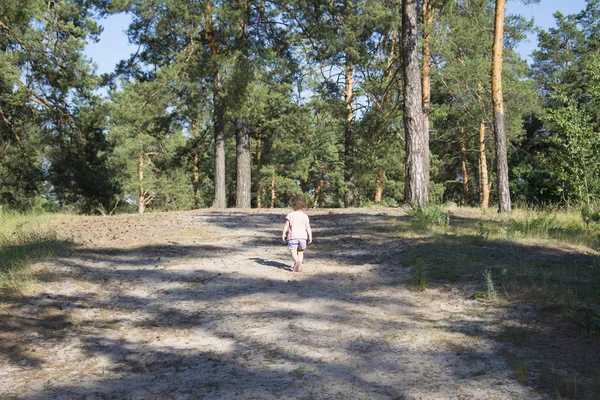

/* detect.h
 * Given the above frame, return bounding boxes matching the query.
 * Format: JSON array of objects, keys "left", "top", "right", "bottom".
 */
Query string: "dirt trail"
[{"left": 1, "top": 209, "right": 544, "bottom": 399}]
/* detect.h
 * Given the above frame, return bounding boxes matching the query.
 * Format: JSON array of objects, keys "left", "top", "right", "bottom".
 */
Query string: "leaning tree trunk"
[
  {"left": 491, "top": 0, "right": 511, "bottom": 213},
  {"left": 236, "top": 116, "right": 251, "bottom": 208},
  {"left": 402, "top": 0, "right": 428, "bottom": 205}
]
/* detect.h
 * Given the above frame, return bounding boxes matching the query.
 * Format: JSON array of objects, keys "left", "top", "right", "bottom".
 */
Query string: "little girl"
[{"left": 281, "top": 195, "right": 313, "bottom": 272}]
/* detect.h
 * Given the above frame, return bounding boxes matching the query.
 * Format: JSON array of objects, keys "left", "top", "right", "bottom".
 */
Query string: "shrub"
[{"left": 408, "top": 205, "right": 450, "bottom": 230}]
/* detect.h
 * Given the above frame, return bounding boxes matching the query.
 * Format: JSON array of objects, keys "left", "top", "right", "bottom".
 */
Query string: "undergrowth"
[
  {"left": 0, "top": 212, "right": 71, "bottom": 294},
  {"left": 398, "top": 206, "right": 600, "bottom": 398},
  {"left": 408, "top": 205, "right": 450, "bottom": 230}
]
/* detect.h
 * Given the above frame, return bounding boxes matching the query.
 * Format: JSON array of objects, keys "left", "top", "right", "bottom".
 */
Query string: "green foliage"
[
  {"left": 505, "top": 214, "right": 559, "bottom": 239},
  {"left": 580, "top": 204, "right": 600, "bottom": 229},
  {"left": 408, "top": 205, "right": 450, "bottom": 230}
]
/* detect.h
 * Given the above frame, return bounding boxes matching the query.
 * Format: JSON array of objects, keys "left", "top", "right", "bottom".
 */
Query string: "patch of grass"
[
  {"left": 0, "top": 213, "right": 72, "bottom": 294},
  {"left": 484, "top": 270, "right": 498, "bottom": 299},
  {"left": 411, "top": 260, "right": 427, "bottom": 290},
  {"left": 42, "top": 379, "right": 54, "bottom": 392},
  {"left": 563, "top": 289, "right": 600, "bottom": 338},
  {"left": 499, "top": 326, "right": 530, "bottom": 345},
  {"left": 537, "top": 362, "right": 600, "bottom": 400},
  {"left": 408, "top": 205, "right": 450, "bottom": 231},
  {"left": 292, "top": 364, "right": 308, "bottom": 377}
]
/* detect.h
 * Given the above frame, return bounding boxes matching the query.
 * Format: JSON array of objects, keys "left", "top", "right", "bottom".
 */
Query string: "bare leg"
[
  {"left": 290, "top": 249, "right": 299, "bottom": 271},
  {"left": 295, "top": 249, "right": 305, "bottom": 272}
]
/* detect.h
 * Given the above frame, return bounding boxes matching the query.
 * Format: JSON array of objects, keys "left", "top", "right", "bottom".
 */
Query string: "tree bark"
[
  {"left": 313, "top": 179, "right": 324, "bottom": 209},
  {"left": 138, "top": 153, "right": 145, "bottom": 214},
  {"left": 234, "top": 0, "right": 251, "bottom": 209},
  {"left": 460, "top": 128, "right": 469, "bottom": 206},
  {"left": 212, "top": 70, "right": 226, "bottom": 208},
  {"left": 236, "top": 116, "right": 251, "bottom": 208},
  {"left": 402, "top": 0, "right": 428, "bottom": 205},
  {"left": 193, "top": 144, "right": 200, "bottom": 209},
  {"left": 205, "top": 6, "right": 226, "bottom": 209},
  {"left": 344, "top": 55, "right": 356, "bottom": 208},
  {"left": 270, "top": 166, "right": 276, "bottom": 208},
  {"left": 375, "top": 170, "right": 386, "bottom": 203},
  {"left": 421, "top": 0, "right": 433, "bottom": 184},
  {"left": 479, "top": 121, "right": 490, "bottom": 210},
  {"left": 256, "top": 131, "right": 262, "bottom": 208},
  {"left": 491, "top": 0, "right": 511, "bottom": 213}
]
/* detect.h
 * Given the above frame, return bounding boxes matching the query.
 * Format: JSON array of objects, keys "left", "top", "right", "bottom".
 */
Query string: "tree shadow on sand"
[{"left": 1, "top": 211, "right": 598, "bottom": 399}]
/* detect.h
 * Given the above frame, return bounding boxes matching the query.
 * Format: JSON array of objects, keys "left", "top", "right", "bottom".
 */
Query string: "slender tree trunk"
[
  {"left": 491, "top": 0, "right": 511, "bottom": 213},
  {"left": 344, "top": 55, "right": 356, "bottom": 208},
  {"left": 236, "top": 116, "right": 251, "bottom": 208},
  {"left": 402, "top": 0, "right": 428, "bottom": 205},
  {"left": 234, "top": 0, "right": 251, "bottom": 209},
  {"left": 205, "top": 7, "right": 226, "bottom": 209},
  {"left": 460, "top": 128, "right": 469, "bottom": 206},
  {"left": 138, "top": 153, "right": 145, "bottom": 214},
  {"left": 270, "top": 166, "right": 276, "bottom": 208},
  {"left": 193, "top": 144, "right": 200, "bottom": 209},
  {"left": 256, "top": 132, "right": 262, "bottom": 208},
  {"left": 421, "top": 0, "right": 433, "bottom": 184},
  {"left": 212, "top": 71, "right": 226, "bottom": 208},
  {"left": 384, "top": 28, "right": 397, "bottom": 105},
  {"left": 375, "top": 170, "right": 386, "bottom": 203},
  {"left": 479, "top": 121, "right": 490, "bottom": 210},
  {"left": 313, "top": 179, "right": 324, "bottom": 209}
]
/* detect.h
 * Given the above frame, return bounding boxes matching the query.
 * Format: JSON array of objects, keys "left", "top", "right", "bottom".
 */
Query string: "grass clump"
[
  {"left": 411, "top": 260, "right": 427, "bottom": 291},
  {"left": 408, "top": 205, "right": 450, "bottom": 231},
  {"left": 0, "top": 212, "right": 71, "bottom": 293}
]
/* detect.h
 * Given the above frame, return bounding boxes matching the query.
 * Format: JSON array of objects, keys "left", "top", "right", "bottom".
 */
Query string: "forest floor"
[{"left": 1, "top": 208, "right": 599, "bottom": 399}]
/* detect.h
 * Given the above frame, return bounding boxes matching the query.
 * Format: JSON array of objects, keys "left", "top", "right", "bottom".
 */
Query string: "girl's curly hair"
[{"left": 289, "top": 194, "right": 307, "bottom": 211}]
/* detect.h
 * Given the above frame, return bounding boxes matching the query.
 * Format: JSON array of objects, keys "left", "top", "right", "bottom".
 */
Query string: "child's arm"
[
  {"left": 306, "top": 221, "right": 312, "bottom": 244},
  {"left": 282, "top": 220, "right": 290, "bottom": 241}
]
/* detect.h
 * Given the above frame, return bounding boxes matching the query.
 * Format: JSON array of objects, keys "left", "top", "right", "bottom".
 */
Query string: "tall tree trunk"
[
  {"left": 313, "top": 179, "right": 324, "bottom": 209},
  {"left": 491, "top": 0, "right": 511, "bottom": 213},
  {"left": 256, "top": 131, "right": 262, "bottom": 208},
  {"left": 384, "top": 28, "right": 397, "bottom": 105},
  {"left": 138, "top": 153, "right": 145, "bottom": 214},
  {"left": 212, "top": 71, "right": 226, "bottom": 208},
  {"left": 236, "top": 116, "right": 251, "bottom": 208},
  {"left": 344, "top": 55, "right": 356, "bottom": 208},
  {"left": 479, "top": 121, "right": 490, "bottom": 210},
  {"left": 270, "top": 166, "right": 276, "bottom": 208},
  {"left": 375, "top": 170, "right": 386, "bottom": 203},
  {"left": 460, "top": 128, "right": 469, "bottom": 206},
  {"left": 402, "top": 0, "right": 428, "bottom": 205},
  {"left": 421, "top": 0, "right": 433, "bottom": 184},
  {"left": 193, "top": 144, "right": 200, "bottom": 209},
  {"left": 234, "top": 0, "right": 251, "bottom": 209},
  {"left": 205, "top": 5, "right": 226, "bottom": 208}
]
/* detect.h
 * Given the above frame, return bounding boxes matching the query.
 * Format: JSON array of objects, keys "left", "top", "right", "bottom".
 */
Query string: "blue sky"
[{"left": 85, "top": 0, "right": 589, "bottom": 75}]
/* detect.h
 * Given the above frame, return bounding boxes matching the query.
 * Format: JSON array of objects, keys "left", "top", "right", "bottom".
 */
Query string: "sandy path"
[{"left": 1, "top": 209, "right": 544, "bottom": 399}]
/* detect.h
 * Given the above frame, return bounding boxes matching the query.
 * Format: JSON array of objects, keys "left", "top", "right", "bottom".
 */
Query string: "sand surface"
[{"left": 1, "top": 208, "right": 545, "bottom": 399}]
